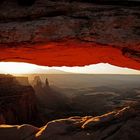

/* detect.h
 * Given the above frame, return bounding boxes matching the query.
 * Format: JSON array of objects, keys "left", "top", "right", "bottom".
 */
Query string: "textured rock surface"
[
  {"left": 0, "top": 74, "right": 38, "bottom": 125},
  {"left": 0, "top": 0, "right": 139, "bottom": 69},
  {"left": 0, "top": 103, "right": 139, "bottom": 140},
  {"left": 32, "top": 76, "right": 68, "bottom": 108},
  {"left": 32, "top": 76, "right": 70, "bottom": 123}
]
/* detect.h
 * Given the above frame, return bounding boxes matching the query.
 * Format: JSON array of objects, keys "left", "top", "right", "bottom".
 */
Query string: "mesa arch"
[{"left": 0, "top": 0, "right": 140, "bottom": 70}]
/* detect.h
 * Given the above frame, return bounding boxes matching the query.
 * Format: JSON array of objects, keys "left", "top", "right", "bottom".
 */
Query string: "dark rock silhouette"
[
  {"left": 17, "top": 0, "right": 36, "bottom": 6},
  {"left": 32, "top": 76, "right": 71, "bottom": 122},
  {"left": 32, "top": 76, "right": 68, "bottom": 109},
  {"left": 0, "top": 74, "right": 38, "bottom": 125}
]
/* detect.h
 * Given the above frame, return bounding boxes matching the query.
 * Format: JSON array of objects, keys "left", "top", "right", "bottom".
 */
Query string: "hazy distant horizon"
[{"left": 0, "top": 62, "right": 140, "bottom": 75}]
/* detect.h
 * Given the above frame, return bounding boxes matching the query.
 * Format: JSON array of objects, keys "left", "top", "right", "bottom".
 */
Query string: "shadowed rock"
[
  {"left": 0, "top": 0, "right": 140, "bottom": 69},
  {"left": 0, "top": 74, "right": 38, "bottom": 125},
  {"left": 18, "top": 0, "right": 36, "bottom": 6},
  {"left": 0, "top": 103, "right": 139, "bottom": 140}
]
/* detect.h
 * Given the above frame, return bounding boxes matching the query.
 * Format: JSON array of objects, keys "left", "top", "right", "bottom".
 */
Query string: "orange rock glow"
[{"left": 0, "top": 40, "right": 140, "bottom": 70}]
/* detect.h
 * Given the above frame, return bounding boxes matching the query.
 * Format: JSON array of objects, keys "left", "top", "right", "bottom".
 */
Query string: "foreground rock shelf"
[{"left": 0, "top": 103, "right": 139, "bottom": 140}]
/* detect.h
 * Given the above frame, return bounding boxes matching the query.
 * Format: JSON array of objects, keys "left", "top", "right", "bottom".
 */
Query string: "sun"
[{"left": 0, "top": 62, "right": 39, "bottom": 74}]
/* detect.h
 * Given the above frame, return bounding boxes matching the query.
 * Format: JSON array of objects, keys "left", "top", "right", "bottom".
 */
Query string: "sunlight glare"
[
  {"left": 0, "top": 62, "right": 140, "bottom": 74},
  {"left": 0, "top": 62, "right": 41, "bottom": 74}
]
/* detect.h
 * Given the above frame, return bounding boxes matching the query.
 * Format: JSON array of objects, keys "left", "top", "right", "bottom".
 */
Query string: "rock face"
[
  {"left": 0, "top": 74, "right": 38, "bottom": 125},
  {"left": 0, "top": 0, "right": 139, "bottom": 69},
  {"left": 32, "top": 76, "right": 67, "bottom": 108},
  {"left": 16, "top": 77, "right": 30, "bottom": 86},
  {"left": 32, "top": 76, "right": 70, "bottom": 122},
  {"left": 0, "top": 103, "right": 139, "bottom": 140},
  {"left": 17, "top": 0, "right": 36, "bottom": 6}
]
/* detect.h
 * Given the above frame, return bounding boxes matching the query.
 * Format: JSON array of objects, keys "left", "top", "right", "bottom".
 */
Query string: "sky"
[{"left": 0, "top": 62, "right": 140, "bottom": 74}]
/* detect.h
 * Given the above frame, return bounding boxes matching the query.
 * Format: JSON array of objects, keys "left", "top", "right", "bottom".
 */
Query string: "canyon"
[
  {"left": 0, "top": 74, "right": 139, "bottom": 140},
  {"left": 0, "top": 0, "right": 140, "bottom": 139}
]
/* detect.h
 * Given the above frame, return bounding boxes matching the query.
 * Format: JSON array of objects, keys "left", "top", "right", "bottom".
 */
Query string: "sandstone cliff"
[
  {"left": 32, "top": 76, "right": 71, "bottom": 122},
  {"left": 32, "top": 76, "right": 68, "bottom": 108},
  {"left": 0, "top": 74, "right": 38, "bottom": 125}
]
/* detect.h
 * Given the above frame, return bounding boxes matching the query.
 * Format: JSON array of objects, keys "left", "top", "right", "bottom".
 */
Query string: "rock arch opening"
[{"left": 0, "top": 1, "right": 140, "bottom": 139}]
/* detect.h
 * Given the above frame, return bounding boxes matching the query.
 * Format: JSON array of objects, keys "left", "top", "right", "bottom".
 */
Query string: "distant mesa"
[
  {"left": 16, "top": 76, "right": 30, "bottom": 86},
  {"left": 42, "top": 69, "right": 72, "bottom": 74}
]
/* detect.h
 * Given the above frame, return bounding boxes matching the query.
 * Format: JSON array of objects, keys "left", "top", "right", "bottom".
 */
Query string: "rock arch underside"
[
  {"left": 0, "top": 0, "right": 140, "bottom": 69},
  {"left": 0, "top": 0, "right": 140, "bottom": 140}
]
